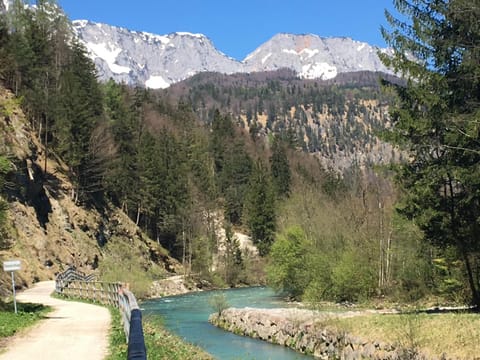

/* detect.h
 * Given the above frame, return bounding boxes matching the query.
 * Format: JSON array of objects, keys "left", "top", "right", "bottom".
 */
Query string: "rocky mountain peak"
[
  {"left": 243, "top": 33, "right": 392, "bottom": 80},
  {"left": 72, "top": 20, "right": 393, "bottom": 88},
  {"left": 72, "top": 20, "right": 243, "bottom": 89}
]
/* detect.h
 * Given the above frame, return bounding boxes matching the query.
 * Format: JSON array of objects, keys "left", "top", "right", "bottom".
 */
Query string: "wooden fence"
[{"left": 55, "top": 267, "right": 141, "bottom": 343}]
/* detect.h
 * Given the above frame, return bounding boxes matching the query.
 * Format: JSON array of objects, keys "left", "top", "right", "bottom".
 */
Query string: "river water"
[{"left": 142, "top": 287, "right": 313, "bottom": 360}]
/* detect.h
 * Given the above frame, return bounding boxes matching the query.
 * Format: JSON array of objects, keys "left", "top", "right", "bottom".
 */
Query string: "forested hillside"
[
  {"left": 159, "top": 70, "right": 402, "bottom": 170},
  {"left": 0, "top": 0, "right": 477, "bottom": 307}
]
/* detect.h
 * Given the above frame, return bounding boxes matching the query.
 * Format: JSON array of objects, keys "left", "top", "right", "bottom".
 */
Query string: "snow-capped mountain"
[
  {"left": 243, "top": 33, "right": 392, "bottom": 80},
  {"left": 73, "top": 20, "right": 242, "bottom": 89},
  {"left": 73, "top": 20, "right": 393, "bottom": 89}
]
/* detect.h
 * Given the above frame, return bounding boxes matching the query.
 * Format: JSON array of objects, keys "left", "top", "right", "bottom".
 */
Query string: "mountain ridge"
[{"left": 72, "top": 20, "right": 393, "bottom": 89}]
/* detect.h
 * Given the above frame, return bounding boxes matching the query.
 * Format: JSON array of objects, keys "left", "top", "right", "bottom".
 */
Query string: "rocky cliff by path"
[{"left": 0, "top": 87, "right": 179, "bottom": 296}]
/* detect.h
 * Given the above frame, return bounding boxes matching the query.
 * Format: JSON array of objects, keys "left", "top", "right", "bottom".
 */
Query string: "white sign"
[
  {"left": 3, "top": 260, "right": 21, "bottom": 272},
  {"left": 3, "top": 260, "right": 20, "bottom": 314}
]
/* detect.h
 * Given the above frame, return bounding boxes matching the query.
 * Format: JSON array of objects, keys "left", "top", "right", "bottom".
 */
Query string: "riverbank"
[
  {"left": 209, "top": 307, "right": 464, "bottom": 359},
  {"left": 150, "top": 274, "right": 204, "bottom": 297},
  {"left": 143, "top": 287, "right": 310, "bottom": 359},
  {"left": 106, "top": 308, "right": 213, "bottom": 360}
]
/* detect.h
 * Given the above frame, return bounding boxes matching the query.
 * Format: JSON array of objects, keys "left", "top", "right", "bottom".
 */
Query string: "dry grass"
[{"left": 330, "top": 311, "right": 480, "bottom": 359}]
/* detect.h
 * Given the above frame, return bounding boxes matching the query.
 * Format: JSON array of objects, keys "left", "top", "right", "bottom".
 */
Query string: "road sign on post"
[
  {"left": 3, "top": 260, "right": 21, "bottom": 314},
  {"left": 3, "top": 260, "right": 21, "bottom": 272}
]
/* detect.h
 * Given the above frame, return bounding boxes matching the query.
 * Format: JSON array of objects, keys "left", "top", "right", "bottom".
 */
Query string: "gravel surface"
[{"left": 0, "top": 281, "right": 111, "bottom": 360}]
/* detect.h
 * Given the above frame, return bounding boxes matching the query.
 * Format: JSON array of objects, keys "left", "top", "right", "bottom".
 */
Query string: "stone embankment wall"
[{"left": 209, "top": 308, "right": 440, "bottom": 360}]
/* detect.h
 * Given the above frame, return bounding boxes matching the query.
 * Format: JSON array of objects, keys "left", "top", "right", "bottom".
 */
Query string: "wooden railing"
[
  {"left": 55, "top": 267, "right": 146, "bottom": 359},
  {"left": 56, "top": 279, "right": 122, "bottom": 307}
]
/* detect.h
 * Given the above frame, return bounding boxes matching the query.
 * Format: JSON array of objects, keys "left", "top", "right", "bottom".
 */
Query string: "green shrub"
[
  {"left": 267, "top": 226, "right": 311, "bottom": 299},
  {"left": 208, "top": 293, "right": 229, "bottom": 316},
  {"left": 331, "top": 250, "right": 376, "bottom": 302}
]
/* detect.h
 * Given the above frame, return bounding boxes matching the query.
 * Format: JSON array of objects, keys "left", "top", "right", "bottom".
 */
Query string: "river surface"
[{"left": 142, "top": 287, "right": 312, "bottom": 360}]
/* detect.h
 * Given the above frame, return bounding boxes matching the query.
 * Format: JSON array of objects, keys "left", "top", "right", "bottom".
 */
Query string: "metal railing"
[{"left": 55, "top": 267, "right": 147, "bottom": 359}]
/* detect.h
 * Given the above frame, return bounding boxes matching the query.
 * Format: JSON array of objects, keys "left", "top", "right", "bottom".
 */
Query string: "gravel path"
[{"left": 0, "top": 281, "right": 111, "bottom": 360}]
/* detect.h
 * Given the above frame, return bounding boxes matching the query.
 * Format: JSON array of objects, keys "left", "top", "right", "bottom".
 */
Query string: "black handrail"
[{"left": 120, "top": 287, "right": 147, "bottom": 360}]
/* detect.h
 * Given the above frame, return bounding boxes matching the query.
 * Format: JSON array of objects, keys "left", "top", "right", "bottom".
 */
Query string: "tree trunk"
[
  {"left": 44, "top": 115, "right": 48, "bottom": 173},
  {"left": 462, "top": 249, "right": 480, "bottom": 307},
  {"left": 135, "top": 205, "right": 141, "bottom": 226},
  {"left": 385, "top": 230, "right": 393, "bottom": 285},
  {"left": 182, "top": 227, "right": 186, "bottom": 276}
]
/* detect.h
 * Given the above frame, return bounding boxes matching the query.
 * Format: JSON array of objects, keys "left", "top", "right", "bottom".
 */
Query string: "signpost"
[{"left": 3, "top": 260, "right": 21, "bottom": 314}]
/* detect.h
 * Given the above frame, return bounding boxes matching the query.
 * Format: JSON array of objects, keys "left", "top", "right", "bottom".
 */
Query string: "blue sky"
[{"left": 58, "top": 0, "right": 397, "bottom": 61}]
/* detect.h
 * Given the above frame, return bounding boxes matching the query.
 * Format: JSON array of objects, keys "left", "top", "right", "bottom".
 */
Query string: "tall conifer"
[{"left": 382, "top": 0, "right": 480, "bottom": 305}]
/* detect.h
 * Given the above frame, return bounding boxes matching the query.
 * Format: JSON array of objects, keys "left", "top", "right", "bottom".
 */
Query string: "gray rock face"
[
  {"left": 243, "top": 33, "right": 394, "bottom": 80},
  {"left": 72, "top": 20, "right": 243, "bottom": 89},
  {"left": 73, "top": 20, "right": 394, "bottom": 88}
]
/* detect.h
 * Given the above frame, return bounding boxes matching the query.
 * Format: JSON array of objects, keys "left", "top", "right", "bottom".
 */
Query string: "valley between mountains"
[{"left": 1, "top": 1, "right": 480, "bottom": 359}]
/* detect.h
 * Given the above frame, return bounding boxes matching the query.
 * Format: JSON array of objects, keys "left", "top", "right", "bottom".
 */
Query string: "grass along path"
[{"left": 0, "top": 301, "right": 51, "bottom": 348}]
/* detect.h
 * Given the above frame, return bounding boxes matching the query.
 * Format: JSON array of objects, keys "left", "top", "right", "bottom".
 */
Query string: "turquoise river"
[{"left": 142, "top": 287, "right": 313, "bottom": 360}]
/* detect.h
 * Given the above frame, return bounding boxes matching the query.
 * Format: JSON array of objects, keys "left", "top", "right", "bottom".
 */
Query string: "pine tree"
[
  {"left": 223, "top": 222, "right": 243, "bottom": 286},
  {"left": 210, "top": 109, "right": 235, "bottom": 177},
  {"left": 222, "top": 140, "right": 252, "bottom": 225},
  {"left": 55, "top": 40, "right": 104, "bottom": 203},
  {"left": 103, "top": 81, "right": 141, "bottom": 214},
  {"left": 381, "top": 0, "right": 480, "bottom": 305},
  {"left": 244, "top": 160, "right": 276, "bottom": 256},
  {"left": 4, "top": 2, "right": 36, "bottom": 96},
  {"left": 270, "top": 137, "right": 291, "bottom": 198}
]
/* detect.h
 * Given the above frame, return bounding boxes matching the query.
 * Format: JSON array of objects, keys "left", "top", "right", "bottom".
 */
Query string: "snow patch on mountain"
[
  {"left": 145, "top": 75, "right": 170, "bottom": 89},
  {"left": 175, "top": 32, "right": 205, "bottom": 39},
  {"left": 301, "top": 62, "right": 337, "bottom": 80},
  {"left": 262, "top": 53, "right": 272, "bottom": 64},
  {"left": 72, "top": 19, "right": 89, "bottom": 28},
  {"left": 282, "top": 49, "right": 298, "bottom": 55},
  {"left": 301, "top": 48, "right": 319, "bottom": 58},
  {"left": 133, "top": 31, "right": 171, "bottom": 46},
  {"left": 357, "top": 43, "right": 366, "bottom": 51},
  {"left": 87, "top": 42, "right": 131, "bottom": 74}
]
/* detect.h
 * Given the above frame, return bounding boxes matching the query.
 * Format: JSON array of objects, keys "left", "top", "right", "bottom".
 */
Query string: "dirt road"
[{"left": 0, "top": 281, "right": 111, "bottom": 360}]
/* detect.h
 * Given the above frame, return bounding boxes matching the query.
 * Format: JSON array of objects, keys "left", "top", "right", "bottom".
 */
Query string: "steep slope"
[
  {"left": 0, "top": 87, "right": 178, "bottom": 295},
  {"left": 72, "top": 20, "right": 393, "bottom": 88}
]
